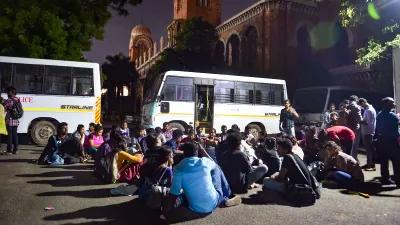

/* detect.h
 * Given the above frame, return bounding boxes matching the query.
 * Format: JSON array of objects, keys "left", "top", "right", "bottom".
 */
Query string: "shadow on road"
[
  {"left": 242, "top": 190, "right": 293, "bottom": 207},
  {"left": 0, "top": 158, "right": 33, "bottom": 163},
  {"left": 37, "top": 188, "right": 113, "bottom": 199},
  {"left": 17, "top": 171, "right": 93, "bottom": 178}
]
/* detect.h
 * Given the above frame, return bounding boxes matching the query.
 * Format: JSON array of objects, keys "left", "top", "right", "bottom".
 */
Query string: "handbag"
[
  {"left": 286, "top": 154, "right": 318, "bottom": 207},
  {"left": 144, "top": 167, "right": 170, "bottom": 210}
]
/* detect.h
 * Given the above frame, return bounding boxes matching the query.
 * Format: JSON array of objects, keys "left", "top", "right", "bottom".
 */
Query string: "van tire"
[
  {"left": 248, "top": 123, "right": 262, "bottom": 140},
  {"left": 169, "top": 122, "right": 185, "bottom": 132},
  {"left": 31, "top": 121, "right": 57, "bottom": 146}
]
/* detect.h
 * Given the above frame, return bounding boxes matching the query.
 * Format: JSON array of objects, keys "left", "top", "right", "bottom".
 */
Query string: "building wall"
[{"left": 174, "top": 0, "right": 221, "bottom": 26}]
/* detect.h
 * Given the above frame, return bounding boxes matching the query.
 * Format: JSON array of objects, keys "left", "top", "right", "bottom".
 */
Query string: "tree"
[
  {"left": 150, "top": 17, "right": 218, "bottom": 77},
  {"left": 0, "top": 0, "right": 143, "bottom": 61},
  {"left": 339, "top": 0, "right": 400, "bottom": 65}
]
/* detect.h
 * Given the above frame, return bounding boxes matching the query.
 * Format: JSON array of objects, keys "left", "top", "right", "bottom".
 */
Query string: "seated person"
[
  {"left": 83, "top": 124, "right": 104, "bottom": 156},
  {"left": 163, "top": 142, "right": 241, "bottom": 218},
  {"left": 180, "top": 130, "right": 195, "bottom": 143},
  {"left": 37, "top": 122, "right": 85, "bottom": 165},
  {"left": 218, "top": 125, "right": 228, "bottom": 142},
  {"left": 140, "top": 128, "right": 156, "bottom": 153},
  {"left": 243, "top": 126, "right": 256, "bottom": 146},
  {"left": 155, "top": 127, "right": 167, "bottom": 145},
  {"left": 220, "top": 133, "right": 268, "bottom": 194},
  {"left": 139, "top": 147, "right": 174, "bottom": 200},
  {"left": 87, "top": 122, "right": 96, "bottom": 135},
  {"left": 256, "top": 130, "right": 267, "bottom": 148},
  {"left": 263, "top": 138, "right": 316, "bottom": 194},
  {"left": 165, "top": 129, "right": 184, "bottom": 154},
  {"left": 71, "top": 124, "right": 86, "bottom": 146},
  {"left": 256, "top": 137, "right": 280, "bottom": 177},
  {"left": 203, "top": 128, "right": 219, "bottom": 162},
  {"left": 318, "top": 125, "right": 355, "bottom": 155},
  {"left": 282, "top": 135, "right": 304, "bottom": 160},
  {"left": 322, "top": 141, "right": 364, "bottom": 189},
  {"left": 143, "top": 134, "right": 163, "bottom": 165},
  {"left": 120, "top": 121, "right": 130, "bottom": 137}
]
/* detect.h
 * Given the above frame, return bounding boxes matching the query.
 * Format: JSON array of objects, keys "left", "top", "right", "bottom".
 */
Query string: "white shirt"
[
  {"left": 361, "top": 105, "right": 376, "bottom": 135},
  {"left": 292, "top": 145, "right": 304, "bottom": 160}
]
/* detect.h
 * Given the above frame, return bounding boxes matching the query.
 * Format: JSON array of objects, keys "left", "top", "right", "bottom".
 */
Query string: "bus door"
[{"left": 194, "top": 78, "right": 214, "bottom": 133}]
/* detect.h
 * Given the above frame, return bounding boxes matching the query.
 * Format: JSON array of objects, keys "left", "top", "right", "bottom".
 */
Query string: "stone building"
[{"left": 129, "top": 0, "right": 373, "bottom": 114}]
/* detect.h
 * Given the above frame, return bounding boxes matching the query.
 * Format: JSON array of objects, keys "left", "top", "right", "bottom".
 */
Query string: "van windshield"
[{"left": 292, "top": 88, "right": 328, "bottom": 114}]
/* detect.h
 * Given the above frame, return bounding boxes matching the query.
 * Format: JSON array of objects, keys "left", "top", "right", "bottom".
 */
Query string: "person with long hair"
[{"left": 84, "top": 124, "right": 104, "bottom": 156}]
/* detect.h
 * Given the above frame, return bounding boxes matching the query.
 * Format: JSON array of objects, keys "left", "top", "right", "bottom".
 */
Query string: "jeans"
[
  {"left": 263, "top": 177, "right": 286, "bottom": 193},
  {"left": 247, "top": 164, "right": 268, "bottom": 188},
  {"left": 362, "top": 134, "right": 374, "bottom": 166},
  {"left": 342, "top": 139, "right": 354, "bottom": 156},
  {"left": 351, "top": 128, "right": 361, "bottom": 161},
  {"left": 377, "top": 135, "right": 400, "bottom": 184},
  {"left": 328, "top": 171, "right": 359, "bottom": 190},
  {"left": 283, "top": 127, "right": 295, "bottom": 136},
  {"left": 211, "top": 165, "right": 232, "bottom": 205},
  {"left": 84, "top": 147, "right": 98, "bottom": 156},
  {"left": 6, "top": 125, "right": 18, "bottom": 153}
]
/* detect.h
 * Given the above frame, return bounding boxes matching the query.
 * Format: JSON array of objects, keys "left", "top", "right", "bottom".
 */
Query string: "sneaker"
[
  {"left": 224, "top": 195, "right": 242, "bottom": 207},
  {"left": 381, "top": 178, "right": 396, "bottom": 185},
  {"left": 364, "top": 167, "right": 376, "bottom": 171},
  {"left": 12, "top": 151, "right": 17, "bottom": 155}
]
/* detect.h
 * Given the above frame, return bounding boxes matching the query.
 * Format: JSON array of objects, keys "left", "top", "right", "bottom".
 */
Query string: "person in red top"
[{"left": 318, "top": 126, "right": 355, "bottom": 156}]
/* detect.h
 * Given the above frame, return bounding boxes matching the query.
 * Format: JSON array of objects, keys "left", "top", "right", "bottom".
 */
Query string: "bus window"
[
  {"left": 44, "top": 66, "right": 71, "bottom": 95},
  {"left": 255, "top": 83, "right": 271, "bottom": 105},
  {"left": 144, "top": 75, "right": 163, "bottom": 103},
  {"left": 293, "top": 88, "right": 328, "bottom": 113},
  {"left": 215, "top": 80, "right": 234, "bottom": 103},
  {"left": 235, "top": 82, "right": 254, "bottom": 104},
  {"left": 72, "top": 68, "right": 94, "bottom": 96},
  {"left": 271, "top": 84, "right": 284, "bottom": 105},
  {"left": 162, "top": 76, "right": 193, "bottom": 101},
  {"left": 0, "top": 63, "right": 12, "bottom": 93},
  {"left": 13, "top": 64, "right": 44, "bottom": 94}
]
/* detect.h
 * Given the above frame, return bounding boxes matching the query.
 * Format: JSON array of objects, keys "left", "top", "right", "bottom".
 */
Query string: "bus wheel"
[
  {"left": 248, "top": 123, "right": 262, "bottom": 140},
  {"left": 31, "top": 121, "right": 56, "bottom": 146},
  {"left": 169, "top": 122, "right": 185, "bottom": 132}
]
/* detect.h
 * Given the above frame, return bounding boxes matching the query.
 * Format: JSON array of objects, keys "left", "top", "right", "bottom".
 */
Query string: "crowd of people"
[{"left": 1, "top": 85, "right": 400, "bottom": 221}]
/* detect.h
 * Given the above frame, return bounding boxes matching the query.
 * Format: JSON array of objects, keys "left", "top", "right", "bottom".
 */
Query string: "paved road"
[{"left": 0, "top": 145, "right": 399, "bottom": 225}]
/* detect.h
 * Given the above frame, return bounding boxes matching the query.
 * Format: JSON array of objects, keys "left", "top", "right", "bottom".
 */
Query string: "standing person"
[
  {"left": 0, "top": 103, "right": 8, "bottom": 154},
  {"left": 218, "top": 125, "right": 228, "bottom": 142},
  {"left": 279, "top": 99, "right": 299, "bottom": 136},
  {"left": 1, "top": 87, "right": 20, "bottom": 154},
  {"left": 162, "top": 122, "right": 173, "bottom": 141},
  {"left": 338, "top": 101, "right": 350, "bottom": 126},
  {"left": 321, "top": 103, "right": 337, "bottom": 128},
  {"left": 376, "top": 97, "right": 400, "bottom": 186},
  {"left": 347, "top": 95, "right": 363, "bottom": 161},
  {"left": 358, "top": 98, "right": 377, "bottom": 171}
]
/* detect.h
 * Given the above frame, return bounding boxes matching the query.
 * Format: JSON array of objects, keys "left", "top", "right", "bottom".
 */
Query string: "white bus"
[
  {"left": 0, "top": 56, "right": 101, "bottom": 146},
  {"left": 142, "top": 71, "right": 287, "bottom": 138},
  {"left": 292, "top": 86, "right": 384, "bottom": 130}
]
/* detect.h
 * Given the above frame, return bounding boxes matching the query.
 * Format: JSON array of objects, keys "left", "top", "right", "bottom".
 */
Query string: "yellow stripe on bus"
[
  {"left": 24, "top": 108, "right": 95, "bottom": 113},
  {"left": 95, "top": 97, "right": 101, "bottom": 124}
]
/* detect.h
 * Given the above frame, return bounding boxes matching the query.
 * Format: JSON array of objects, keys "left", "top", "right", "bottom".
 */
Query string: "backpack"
[
  {"left": 144, "top": 167, "right": 169, "bottom": 210},
  {"left": 10, "top": 98, "right": 23, "bottom": 119},
  {"left": 285, "top": 154, "right": 320, "bottom": 207}
]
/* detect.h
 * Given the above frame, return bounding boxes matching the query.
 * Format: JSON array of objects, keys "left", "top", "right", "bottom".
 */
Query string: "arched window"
[
  {"left": 214, "top": 41, "right": 225, "bottom": 71},
  {"left": 296, "top": 25, "right": 312, "bottom": 64},
  {"left": 333, "top": 23, "right": 349, "bottom": 67},
  {"left": 226, "top": 35, "right": 240, "bottom": 71},
  {"left": 241, "top": 26, "right": 258, "bottom": 72}
]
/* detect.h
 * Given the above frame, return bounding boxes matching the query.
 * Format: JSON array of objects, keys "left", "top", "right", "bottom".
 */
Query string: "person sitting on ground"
[
  {"left": 215, "top": 129, "right": 236, "bottom": 164},
  {"left": 71, "top": 124, "right": 86, "bottom": 146},
  {"left": 163, "top": 142, "right": 242, "bottom": 218},
  {"left": 143, "top": 134, "right": 163, "bottom": 165},
  {"left": 155, "top": 127, "right": 166, "bottom": 145},
  {"left": 140, "top": 128, "right": 156, "bottom": 153},
  {"left": 37, "top": 122, "right": 85, "bottom": 165},
  {"left": 181, "top": 130, "right": 195, "bottom": 143},
  {"left": 136, "top": 124, "right": 147, "bottom": 143},
  {"left": 300, "top": 126, "right": 322, "bottom": 164},
  {"left": 204, "top": 128, "right": 219, "bottom": 162},
  {"left": 256, "top": 137, "right": 280, "bottom": 177},
  {"left": 139, "top": 147, "right": 174, "bottom": 201},
  {"left": 318, "top": 125, "right": 355, "bottom": 155},
  {"left": 83, "top": 124, "right": 104, "bottom": 156},
  {"left": 220, "top": 133, "right": 268, "bottom": 193},
  {"left": 165, "top": 129, "right": 184, "bottom": 154},
  {"left": 263, "top": 138, "right": 314, "bottom": 194},
  {"left": 243, "top": 126, "right": 256, "bottom": 146},
  {"left": 284, "top": 135, "right": 304, "bottom": 160},
  {"left": 120, "top": 120, "right": 130, "bottom": 137},
  {"left": 88, "top": 122, "right": 96, "bottom": 134},
  {"left": 322, "top": 141, "right": 364, "bottom": 189},
  {"left": 256, "top": 131, "right": 267, "bottom": 148}
]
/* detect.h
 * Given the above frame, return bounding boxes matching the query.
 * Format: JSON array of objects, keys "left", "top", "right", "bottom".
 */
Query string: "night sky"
[{"left": 83, "top": 0, "right": 255, "bottom": 64}]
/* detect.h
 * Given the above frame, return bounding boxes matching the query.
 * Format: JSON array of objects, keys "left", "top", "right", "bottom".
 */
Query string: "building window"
[{"left": 177, "top": 0, "right": 182, "bottom": 11}]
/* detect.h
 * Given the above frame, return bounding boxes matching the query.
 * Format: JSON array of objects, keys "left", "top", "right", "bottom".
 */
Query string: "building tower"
[
  {"left": 129, "top": 25, "right": 153, "bottom": 63},
  {"left": 167, "top": 0, "right": 222, "bottom": 46}
]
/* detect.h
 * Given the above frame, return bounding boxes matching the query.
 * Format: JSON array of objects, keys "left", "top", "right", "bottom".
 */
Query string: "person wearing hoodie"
[{"left": 163, "top": 142, "right": 241, "bottom": 218}]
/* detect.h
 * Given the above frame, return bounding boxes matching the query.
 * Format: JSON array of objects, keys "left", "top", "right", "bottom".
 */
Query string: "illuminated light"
[
  {"left": 368, "top": 2, "right": 380, "bottom": 20},
  {"left": 123, "top": 86, "right": 129, "bottom": 96},
  {"left": 101, "top": 88, "right": 108, "bottom": 94}
]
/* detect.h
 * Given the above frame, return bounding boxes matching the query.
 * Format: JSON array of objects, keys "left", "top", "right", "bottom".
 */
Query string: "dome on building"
[{"left": 131, "top": 25, "right": 152, "bottom": 37}]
